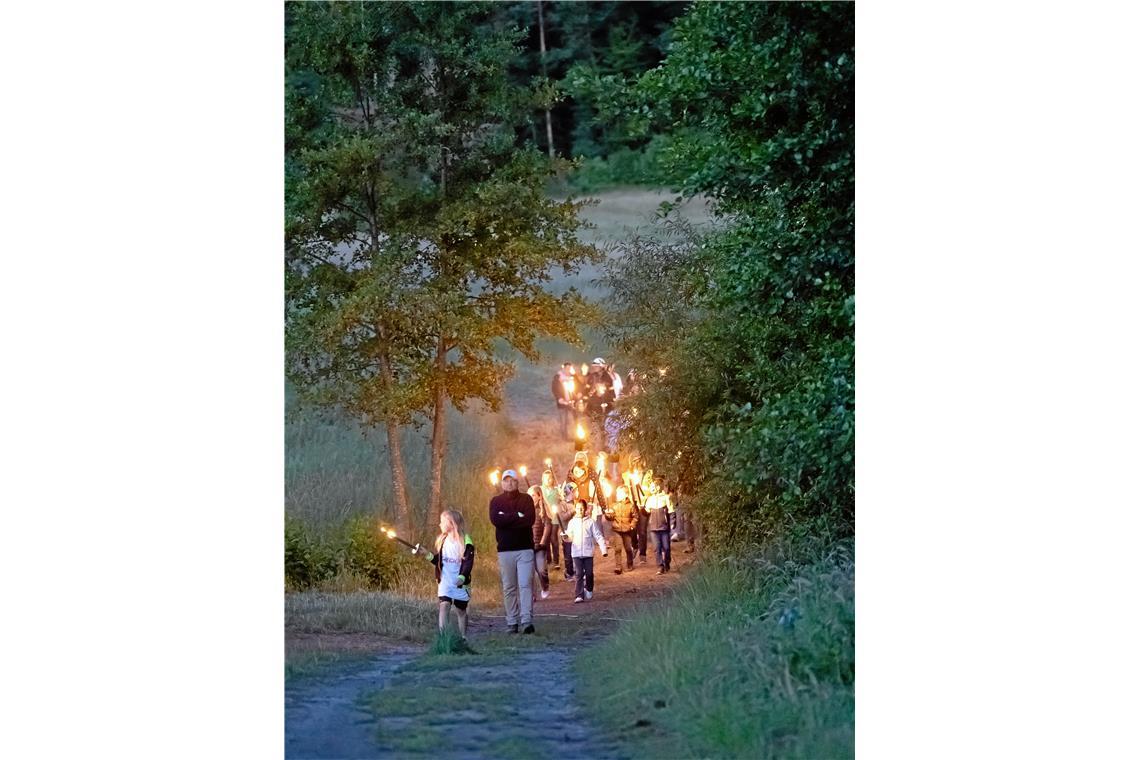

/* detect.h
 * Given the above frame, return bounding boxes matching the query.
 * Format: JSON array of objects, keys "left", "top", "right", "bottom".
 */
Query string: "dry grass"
[{"left": 286, "top": 591, "right": 436, "bottom": 642}]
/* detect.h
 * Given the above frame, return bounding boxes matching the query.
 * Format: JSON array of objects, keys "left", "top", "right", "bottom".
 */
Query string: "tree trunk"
[
  {"left": 537, "top": 0, "right": 555, "bottom": 158},
  {"left": 428, "top": 337, "right": 448, "bottom": 523},
  {"left": 377, "top": 351, "right": 413, "bottom": 535}
]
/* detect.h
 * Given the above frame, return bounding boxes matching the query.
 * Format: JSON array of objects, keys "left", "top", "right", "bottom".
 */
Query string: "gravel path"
[{"left": 285, "top": 651, "right": 416, "bottom": 759}]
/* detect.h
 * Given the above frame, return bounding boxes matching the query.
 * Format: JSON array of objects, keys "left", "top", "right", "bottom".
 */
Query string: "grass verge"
[
  {"left": 574, "top": 541, "right": 854, "bottom": 759},
  {"left": 286, "top": 591, "right": 437, "bottom": 641}
]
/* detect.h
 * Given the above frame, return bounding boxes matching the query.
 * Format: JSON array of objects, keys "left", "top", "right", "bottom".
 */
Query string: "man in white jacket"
[{"left": 563, "top": 498, "right": 608, "bottom": 603}]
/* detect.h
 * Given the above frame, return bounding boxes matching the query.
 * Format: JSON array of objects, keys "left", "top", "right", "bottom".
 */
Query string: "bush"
[
  {"left": 285, "top": 514, "right": 411, "bottom": 591},
  {"left": 285, "top": 517, "right": 337, "bottom": 591},
  {"left": 565, "top": 135, "right": 676, "bottom": 191},
  {"left": 340, "top": 514, "right": 406, "bottom": 589}
]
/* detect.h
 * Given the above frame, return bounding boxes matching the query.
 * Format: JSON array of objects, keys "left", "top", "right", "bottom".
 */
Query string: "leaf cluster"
[
  {"left": 285, "top": 2, "right": 602, "bottom": 429},
  {"left": 604, "top": 2, "right": 855, "bottom": 549}
]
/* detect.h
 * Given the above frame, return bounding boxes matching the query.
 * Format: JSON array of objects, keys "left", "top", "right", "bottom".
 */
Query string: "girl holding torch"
[{"left": 411, "top": 510, "right": 475, "bottom": 638}]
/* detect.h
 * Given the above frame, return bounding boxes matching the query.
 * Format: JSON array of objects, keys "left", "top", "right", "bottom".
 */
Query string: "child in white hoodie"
[{"left": 563, "top": 498, "right": 608, "bottom": 603}]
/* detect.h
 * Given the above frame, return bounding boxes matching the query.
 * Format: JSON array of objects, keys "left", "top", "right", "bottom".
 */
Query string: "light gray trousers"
[{"left": 497, "top": 549, "right": 535, "bottom": 626}]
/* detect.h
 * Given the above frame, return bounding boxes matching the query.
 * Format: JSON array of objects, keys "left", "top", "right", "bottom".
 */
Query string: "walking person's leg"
[
  {"left": 563, "top": 540, "right": 575, "bottom": 579},
  {"left": 455, "top": 600, "right": 468, "bottom": 638},
  {"left": 622, "top": 531, "right": 634, "bottom": 570},
  {"left": 498, "top": 551, "right": 520, "bottom": 630},
  {"left": 438, "top": 599, "right": 452, "bottom": 633},
  {"left": 573, "top": 556, "right": 586, "bottom": 599},
  {"left": 652, "top": 530, "right": 666, "bottom": 570},
  {"left": 583, "top": 557, "right": 595, "bottom": 595},
  {"left": 517, "top": 549, "right": 535, "bottom": 629},
  {"left": 534, "top": 549, "right": 550, "bottom": 595},
  {"left": 637, "top": 515, "right": 649, "bottom": 563},
  {"left": 664, "top": 532, "right": 672, "bottom": 571}
]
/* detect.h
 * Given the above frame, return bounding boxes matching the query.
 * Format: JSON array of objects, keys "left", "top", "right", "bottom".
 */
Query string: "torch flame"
[
  {"left": 489, "top": 469, "right": 500, "bottom": 486},
  {"left": 544, "top": 457, "right": 552, "bottom": 468},
  {"left": 601, "top": 479, "right": 613, "bottom": 499},
  {"left": 576, "top": 423, "right": 586, "bottom": 440},
  {"left": 519, "top": 465, "right": 527, "bottom": 478},
  {"left": 562, "top": 379, "right": 574, "bottom": 396}
]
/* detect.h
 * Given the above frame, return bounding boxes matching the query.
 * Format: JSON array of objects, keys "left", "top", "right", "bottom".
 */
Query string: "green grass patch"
[{"left": 575, "top": 542, "right": 854, "bottom": 759}]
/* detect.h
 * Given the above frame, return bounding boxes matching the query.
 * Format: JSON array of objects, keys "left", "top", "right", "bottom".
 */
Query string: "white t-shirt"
[{"left": 437, "top": 536, "right": 470, "bottom": 601}]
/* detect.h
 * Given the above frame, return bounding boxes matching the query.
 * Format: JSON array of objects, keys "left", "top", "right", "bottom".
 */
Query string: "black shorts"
[{"left": 438, "top": 595, "right": 469, "bottom": 610}]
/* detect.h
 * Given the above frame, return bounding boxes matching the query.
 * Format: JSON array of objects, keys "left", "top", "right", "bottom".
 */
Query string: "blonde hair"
[{"left": 435, "top": 509, "right": 465, "bottom": 554}]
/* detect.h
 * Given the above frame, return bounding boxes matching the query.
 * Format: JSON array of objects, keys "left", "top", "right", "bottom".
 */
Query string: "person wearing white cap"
[{"left": 489, "top": 469, "right": 537, "bottom": 633}]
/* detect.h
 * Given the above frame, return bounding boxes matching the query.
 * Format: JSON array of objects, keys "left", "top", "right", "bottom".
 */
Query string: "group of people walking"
[
  {"left": 413, "top": 359, "right": 695, "bottom": 639},
  {"left": 551, "top": 358, "right": 627, "bottom": 441},
  {"left": 488, "top": 452, "right": 694, "bottom": 634}
]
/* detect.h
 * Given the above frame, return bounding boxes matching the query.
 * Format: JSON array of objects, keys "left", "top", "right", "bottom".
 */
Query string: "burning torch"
[
  {"left": 489, "top": 468, "right": 501, "bottom": 490},
  {"left": 575, "top": 422, "right": 587, "bottom": 452},
  {"left": 379, "top": 524, "right": 432, "bottom": 560}
]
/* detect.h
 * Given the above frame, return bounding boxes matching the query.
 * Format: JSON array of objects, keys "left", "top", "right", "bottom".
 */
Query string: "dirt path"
[
  {"left": 286, "top": 374, "right": 697, "bottom": 758},
  {"left": 285, "top": 545, "right": 694, "bottom": 759}
]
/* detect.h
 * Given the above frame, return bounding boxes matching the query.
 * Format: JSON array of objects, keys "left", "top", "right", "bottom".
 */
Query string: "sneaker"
[
  {"left": 656, "top": 567, "right": 665, "bottom": 575},
  {"left": 508, "top": 624, "right": 519, "bottom": 633},
  {"left": 585, "top": 589, "right": 593, "bottom": 600},
  {"left": 541, "top": 589, "right": 550, "bottom": 600},
  {"left": 613, "top": 569, "right": 622, "bottom": 575},
  {"left": 552, "top": 563, "right": 561, "bottom": 569},
  {"left": 565, "top": 575, "right": 576, "bottom": 582},
  {"left": 640, "top": 556, "right": 647, "bottom": 565},
  {"left": 574, "top": 596, "right": 584, "bottom": 603},
  {"left": 522, "top": 624, "right": 535, "bottom": 634}
]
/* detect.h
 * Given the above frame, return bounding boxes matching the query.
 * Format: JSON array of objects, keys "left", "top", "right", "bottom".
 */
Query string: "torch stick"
[{"left": 380, "top": 525, "right": 432, "bottom": 560}]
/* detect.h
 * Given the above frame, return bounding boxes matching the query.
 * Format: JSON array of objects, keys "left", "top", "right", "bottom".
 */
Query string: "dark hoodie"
[{"left": 489, "top": 490, "right": 536, "bottom": 552}]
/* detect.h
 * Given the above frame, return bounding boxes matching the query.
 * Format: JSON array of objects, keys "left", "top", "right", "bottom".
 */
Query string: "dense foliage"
[
  {"left": 285, "top": 515, "right": 407, "bottom": 591},
  {"left": 285, "top": 2, "right": 600, "bottom": 528},
  {"left": 603, "top": 2, "right": 855, "bottom": 549}
]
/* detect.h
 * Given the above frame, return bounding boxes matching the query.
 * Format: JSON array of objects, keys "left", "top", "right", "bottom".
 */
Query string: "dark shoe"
[
  {"left": 522, "top": 624, "right": 535, "bottom": 634},
  {"left": 656, "top": 567, "right": 665, "bottom": 575},
  {"left": 508, "top": 624, "right": 519, "bottom": 633},
  {"left": 613, "top": 569, "right": 622, "bottom": 574}
]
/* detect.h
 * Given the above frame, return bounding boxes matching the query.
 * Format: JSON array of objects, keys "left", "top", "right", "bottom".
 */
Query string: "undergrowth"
[{"left": 576, "top": 540, "right": 854, "bottom": 759}]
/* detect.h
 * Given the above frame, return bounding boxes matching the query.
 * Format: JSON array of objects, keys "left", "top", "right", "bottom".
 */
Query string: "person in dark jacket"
[
  {"left": 489, "top": 469, "right": 537, "bottom": 633},
  {"left": 605, "top": 485, "right": 639, "bottom": 574},
  {"left": 528, "top": 486, "right": 552, "bottom": 600},
  {"left": 644, "top": 478, "right": 675, "bottom": 575},
  {"left": 551, "top": 362, "right": 579, "bottom": 440}
]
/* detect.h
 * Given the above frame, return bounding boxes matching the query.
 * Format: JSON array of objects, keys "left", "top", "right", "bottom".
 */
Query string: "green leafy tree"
[
  {"left": 285, "top": 1, "right": 599, "bottom": 532},
  {"left": 605, "top": 2, "right": 854, "bottom": 548}
]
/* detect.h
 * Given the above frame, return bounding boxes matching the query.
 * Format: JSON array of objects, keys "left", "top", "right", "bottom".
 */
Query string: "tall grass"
[
  {"left": 575, "top": 540, "right": 854, "bottom": 759},
  {"left": 286, "top": 390, "right": 503, "bottom": 531}
]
